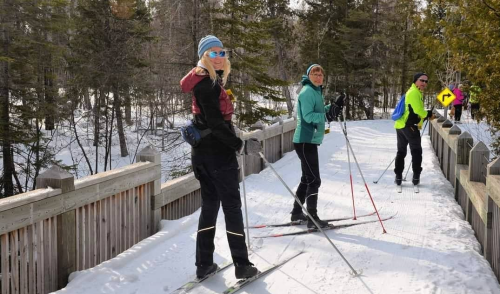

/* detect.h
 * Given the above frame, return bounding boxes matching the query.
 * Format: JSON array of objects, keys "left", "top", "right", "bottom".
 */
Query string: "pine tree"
[
  {"left": 433, "top": 0, "right": 500, "bottom": 154},
  {"left": 213, "top": 0, "right": 288, "bottom": 125},
  {"left": 69, "top": 0, "right": 153, "bottom": 162},
  {"left": 263, "top": 0, "right": 298, "bottom": 117},
  {"left": 1, "top": 0, "right": 68, "bottom": 197}
]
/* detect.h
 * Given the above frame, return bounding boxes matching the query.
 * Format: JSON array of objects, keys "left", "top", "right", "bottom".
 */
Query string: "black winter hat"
[{"left": 413, "top": 72, "right": 428, "bottom": 83}]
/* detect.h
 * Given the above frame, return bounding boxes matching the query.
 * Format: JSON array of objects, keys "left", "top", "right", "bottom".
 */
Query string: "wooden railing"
[
  {"left": 0, "top": 118, "right": 297, "bottom": 294},
  {"left": 429, "top": 115, "right": 500, "bottom": 282}
]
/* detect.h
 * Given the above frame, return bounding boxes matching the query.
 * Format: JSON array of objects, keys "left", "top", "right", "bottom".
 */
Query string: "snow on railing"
[{"left": 429, "top": 114, "right": 500, "bottom": 283}]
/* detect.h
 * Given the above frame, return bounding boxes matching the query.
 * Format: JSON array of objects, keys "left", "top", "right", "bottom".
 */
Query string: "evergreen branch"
[{"left": 482, "top": 0, "right": 500, "bottom": 19}]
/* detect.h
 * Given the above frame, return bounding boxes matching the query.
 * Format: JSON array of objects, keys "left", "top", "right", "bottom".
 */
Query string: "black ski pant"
[
  {"left": 470, "top": 103, "right": 480, "bottom": 119},
  {"left": 192, "top": 154, "right": 250, "bottom": 267},
  {"left": 454, "top": 104, "right": 463, "bottom": 121},
  {"left": 293, "top": 143, "right": 321, "bottom": 213},
  {"left": 394, "top": 126, "right": 423, "bottom": 177}
]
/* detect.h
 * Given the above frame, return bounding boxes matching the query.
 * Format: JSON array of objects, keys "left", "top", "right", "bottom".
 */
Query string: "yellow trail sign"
[{"left": 437, "top": 88, "right": 456, "bottom": 107}]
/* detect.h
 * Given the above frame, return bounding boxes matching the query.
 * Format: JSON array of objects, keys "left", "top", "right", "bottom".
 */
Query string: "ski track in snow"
[{"left": 53, "top": 120, "right": 500, "bottom": 294}]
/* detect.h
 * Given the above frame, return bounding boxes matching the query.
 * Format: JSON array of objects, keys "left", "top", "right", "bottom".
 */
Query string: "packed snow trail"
[{"left": 54, "top": 120, "right": 500, "bottom": 294}]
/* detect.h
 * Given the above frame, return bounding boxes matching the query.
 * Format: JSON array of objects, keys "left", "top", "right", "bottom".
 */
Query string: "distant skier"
[
  {"left": 469, "top": 85, "right": 481, "bottom": 120},
  {"left": 393, "top": 73, "right": 434, "bottom": 186},
  {"left": 452, "top": 84, "right": 465, "bottom": 122}
]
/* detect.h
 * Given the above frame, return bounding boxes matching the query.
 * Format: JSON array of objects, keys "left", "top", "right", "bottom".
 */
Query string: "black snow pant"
[
  {"left": 470, "top": 103, "right": 480, "bottom": 119},
  {"left": 293, "top": 143, "right": 321, "bottom": 213},
  {"left": 394, "top": 126, "right": 423, "bottom": 177},
  {"left": 192, "top": 154, "right": 250, "bottom": 267},
  {"left": 454, "top": 104, "right": 463, "bottom": 121}
]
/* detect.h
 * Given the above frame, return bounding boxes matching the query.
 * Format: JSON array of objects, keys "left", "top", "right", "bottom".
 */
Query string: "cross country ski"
[
  {"left": 253, "top": 214, "right": 397, "bottom": 238},
  {"left": 222, "top": 251, "right": 304, "bottom": 294},
  {"left": 396, "top": 183, "right": 419, "bottom": 193},
  {"left": 171, "top": 261, "right": 233, "bottom": 294},
  {"left": 247, "top": 211, "right": 377, "bottom": 229}
]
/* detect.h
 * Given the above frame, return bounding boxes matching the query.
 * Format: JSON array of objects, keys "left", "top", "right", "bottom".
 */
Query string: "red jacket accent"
[{"left": 180, "top": 67, "right": 234, "bottom": 120}]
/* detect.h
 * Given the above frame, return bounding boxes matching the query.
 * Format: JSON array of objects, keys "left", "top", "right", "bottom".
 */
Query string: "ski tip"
[{"left": 349, "top": 269, "right": 363, "bottom": 277}]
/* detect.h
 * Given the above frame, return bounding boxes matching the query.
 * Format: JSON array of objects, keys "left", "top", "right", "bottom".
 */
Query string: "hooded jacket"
[
  {"left": 452, "top": 88, "right": 464, "bottom": 106},
  {"left": 394, "top": 83, "right": 427, "bottom": 129},
  {"left": 180, "top": 67, "right": 242, "bottom": 156},
  {"left": 293, "top": 76, "right": 329, "bottom": 144}
]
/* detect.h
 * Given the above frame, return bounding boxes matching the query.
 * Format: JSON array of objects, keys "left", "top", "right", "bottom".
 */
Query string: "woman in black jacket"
[{"left": 180, "top": 35, "right": 260, "bottom": 280}]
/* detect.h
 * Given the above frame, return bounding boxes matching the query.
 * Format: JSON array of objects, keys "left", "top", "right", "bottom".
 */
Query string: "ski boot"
[
  {"left": 196, "top": 263, "right": 218, "bottom": 279},
  {"left": 290, "top": 208, "right": 307, "bottom": 222},
  {"left": 306, "top": 211, "right": 330, "bottom": 229},
  {"left": 412, "top": 173, "right": 421, "bottom": 185},
  {"left": 395, "top": 174, "right": 402, "bottom": 186},
  {"left": 235, "top": 262, "right": 259, "bottom": 279}
]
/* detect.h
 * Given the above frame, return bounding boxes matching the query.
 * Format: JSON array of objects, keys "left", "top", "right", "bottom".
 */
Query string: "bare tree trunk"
[
  {"left": 401, "top": 17, "right": 408, "bottom": 95},
  {"left": 108, "top": 106, "right": 114, "bottom": 171},
  {"left": 0, "top": 11, "right": 14, "bottom": 197},
  {"left": 32, "top": 120, "right": 42, "bottom": 190},
  {"left": 113, "top": 89, "right": 128, "bottom": 157},
  {"left": 369, "top": 0, "right": 380, "bottom": 120},
  {"left": 11, "top": 148, "right": 23, "bottom": 194},
  {"left": 274, "top": 37, "right": 293, "bottom": 117},
  {"left": 94, "top": 88, "right": 104, "bottom": 147},
  {"left": 84, "top": 88, "right": 92, "bottom": 110},
  {"left": 44, "top": 65, "right": 55, "bottom": 130},
  {"left": 103, "top": 93, "right": 110, "bottom": 171},
  {"left": 191, "top": 0, "right": 199, "bottom": 65},
  {"left": 345, "top": 71, "right": 351, "bottom": 120},
  {"left": 124, "top": 90, "right": 132, "bottom": 125},
  {"left": 71, "top": 104, "right": 94, "bottom": 174}
]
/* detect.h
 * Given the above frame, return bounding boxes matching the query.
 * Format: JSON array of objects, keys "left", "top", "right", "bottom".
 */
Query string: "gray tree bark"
[
  {"left": 113, "top": 89, "right": 128, "bottom": 157},
  {"left": 0, "top": 2, "right": 14, "bottom": 197}
]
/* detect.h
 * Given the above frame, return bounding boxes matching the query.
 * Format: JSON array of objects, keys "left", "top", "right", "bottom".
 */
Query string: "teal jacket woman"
[
  {"left": 290, "top": 64, "right": 330, "bottom": 229},
  {"left": 293, "top": 75, "right": 330, "bottom": 144}
]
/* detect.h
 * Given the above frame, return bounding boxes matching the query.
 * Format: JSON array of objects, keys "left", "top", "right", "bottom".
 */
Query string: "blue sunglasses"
[{"left": 208, "top": 50, "right": 226, "bottom": 58}]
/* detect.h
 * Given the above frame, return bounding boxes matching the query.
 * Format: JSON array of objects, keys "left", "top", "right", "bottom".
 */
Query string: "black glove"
[
  {"left": 326, "top": 103, "right": 339, "bottom": 122},
  {"left": 244, "top": 138, "right": 262, "bottom": 155},
  {"left": 425, "top": 110, "right": 435, "bottom": 121}
]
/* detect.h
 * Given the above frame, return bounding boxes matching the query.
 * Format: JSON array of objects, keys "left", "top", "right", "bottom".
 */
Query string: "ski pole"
[
  {"left": 403, "top": 118, "right": 429, "bottom": 181},
  {"left": 373, "top": 157, "right": 395, "bottom": 184},
  {"left": 240, "top": 153, "right": 251, "bottom": 249},
  {"left": 340, "top": 116, "right": 357, "bottom": 219},
  {"left": 338, "top": 120, "right": 387, "bottom": 234},
  {"left": 258, "top": 152, "right": 361, "bottom": 276}
]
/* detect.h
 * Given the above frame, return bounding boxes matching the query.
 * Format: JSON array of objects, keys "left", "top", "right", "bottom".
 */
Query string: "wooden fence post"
[
  {"left": 456, "top": 132, "right": 473, "bottom": 165},
  {"left": 36, "top": 166, "right": 75, "bottom": 289},
  {"left": 485, "top": 158, "right": 500, "bottom": 264},
  {"left": 469, "top": 142, "right": 490, "bottom": 184},
  {"left": 443, "top": 125, "right": 461, "bottom": 182},
  {"left": 442, "top": 119, "right": 453, "bottom": 128},
  {"left": 137, "top": 146, "right": 162, "bottom": 234},
  {"left": 280, "top": 119, "right": 285, "bottom": 158},
  {"left": 449, "top": 125, "right": 461, "bottom": 135}
]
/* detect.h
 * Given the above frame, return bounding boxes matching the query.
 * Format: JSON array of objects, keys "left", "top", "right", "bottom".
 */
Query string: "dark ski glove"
[
  {"left": 326, "top": 103, "right": 339, "bottom": 122},
  {"left": 425, "top": 110, "right": 435, "bottom": 121}
]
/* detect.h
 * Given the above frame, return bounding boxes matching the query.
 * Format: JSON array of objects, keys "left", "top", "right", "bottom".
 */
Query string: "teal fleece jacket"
[{"left": 293, "top": 76, "right": 330, "bottom": 144}]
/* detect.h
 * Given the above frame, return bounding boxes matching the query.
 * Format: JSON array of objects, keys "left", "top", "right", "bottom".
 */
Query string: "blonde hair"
[{"left": 196, "top": 51, "right": 231, "bottom": 86}]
